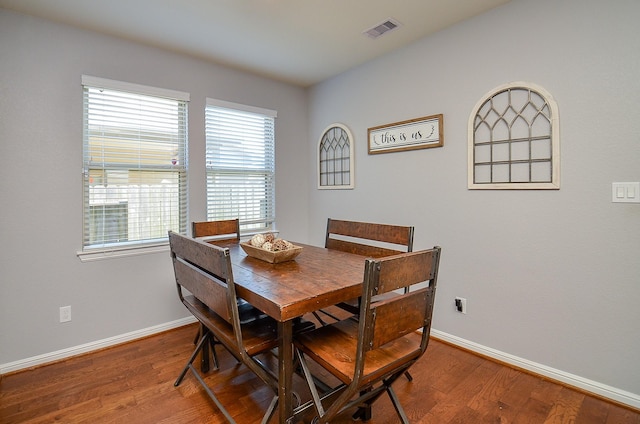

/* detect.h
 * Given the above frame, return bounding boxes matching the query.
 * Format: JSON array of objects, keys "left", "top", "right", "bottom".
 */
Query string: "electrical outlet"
[
  {"left": 455, "top": 297, "right": 467, "bottom": 314},
  {"left": 60, "top": 306, "right": 71, "bottom": 323}
]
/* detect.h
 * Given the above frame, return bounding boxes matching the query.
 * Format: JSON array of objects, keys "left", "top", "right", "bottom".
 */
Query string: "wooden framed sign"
[{"left": 368, "top": 114, "right": 443, "bottom": 154}]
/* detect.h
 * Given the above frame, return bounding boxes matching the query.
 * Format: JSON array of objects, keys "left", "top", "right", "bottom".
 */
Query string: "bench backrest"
[{"left": 325, "top": 218, "right": 414, "bottom": 258}]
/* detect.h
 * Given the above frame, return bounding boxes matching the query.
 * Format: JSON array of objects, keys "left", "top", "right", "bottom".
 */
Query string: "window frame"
[
  {"left": 78, "top": 75, "right": 189, "bottom": 262},
  {"left": 468, "top": 81, "right": 560, "bottom": 190}
]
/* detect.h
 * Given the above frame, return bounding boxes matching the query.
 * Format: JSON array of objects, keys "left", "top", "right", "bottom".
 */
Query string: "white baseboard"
[
  {"left": 0, "top": 316, "right": 196, "bottom": 375},
  {"left": 431, "top": 329, "right": 640, "bottom": 410}
]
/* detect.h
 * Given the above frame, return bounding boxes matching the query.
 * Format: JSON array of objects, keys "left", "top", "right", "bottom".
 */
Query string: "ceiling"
[{"left": 1, "top": 0, "right": 510, "bottom": 87}]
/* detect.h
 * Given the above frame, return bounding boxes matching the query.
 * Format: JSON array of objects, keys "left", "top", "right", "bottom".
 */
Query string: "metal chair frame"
[
  {"left": 190, "top": 219, "right": 267, "bottom": 369},
  {"left": 294, "top": 247, "right": 441, "bottom": 424},
  {"left": 169, "top": 231, "right": 280, "bottom": 424}
]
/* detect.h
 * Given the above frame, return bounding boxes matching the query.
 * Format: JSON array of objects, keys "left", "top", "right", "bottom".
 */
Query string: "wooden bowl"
[{"left": 240, "top": 242, "right": 303, "bottom": 263}]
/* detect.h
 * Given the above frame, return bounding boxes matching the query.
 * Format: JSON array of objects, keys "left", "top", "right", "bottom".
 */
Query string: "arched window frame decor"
[
  {"left": 317, "top": 123, "right": 355, "bottom": 190},
  {"left": 468, "top": 81, "right": 560, "bottom": 190}
]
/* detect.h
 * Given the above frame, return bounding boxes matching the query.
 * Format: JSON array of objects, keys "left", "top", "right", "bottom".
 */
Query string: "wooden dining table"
[{"left": 207, "top": 239, "right": 366, "bottom": 424}]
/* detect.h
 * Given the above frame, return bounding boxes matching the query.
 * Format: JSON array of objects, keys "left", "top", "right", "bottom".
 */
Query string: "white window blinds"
[
  {"left": 205, "top": 98, "right": 276, "bottom": 232},
  {"left": 82, "top": 76, "right": 189, "bottom": 252}
]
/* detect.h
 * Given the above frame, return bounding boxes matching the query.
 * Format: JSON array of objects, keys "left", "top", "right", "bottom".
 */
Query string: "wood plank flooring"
[{"left": 1, "top": 322, "right": 638, "bottom": 423}]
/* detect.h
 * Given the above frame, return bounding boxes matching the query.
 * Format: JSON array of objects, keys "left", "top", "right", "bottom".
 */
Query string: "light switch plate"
[{"left": 612, "top": 182, "right": 640, "bottom": 203}]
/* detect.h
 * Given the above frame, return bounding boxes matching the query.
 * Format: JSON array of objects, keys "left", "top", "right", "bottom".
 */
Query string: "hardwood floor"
[{"left": 1, "top": 322, "right": 638, "bottom": 424}]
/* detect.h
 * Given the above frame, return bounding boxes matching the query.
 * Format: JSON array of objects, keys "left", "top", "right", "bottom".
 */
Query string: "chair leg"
[
  {"left": 386, "top": 386, "right": 410, "bottom": 424},
  {"left": 296, "top": 349, "right": 366, "bottom": 424},
  {"left": 178, "top": 331, "right": 280, "bottom": 424},
  {"left": 201, "top": 332, "right": 211, "bottom": 373},
  {"left": 351, "top": 405, "right": 372, "bottom": 421},
  {"left": 188, "top": 363, "right": 237, "bottom": 424},
  {"left": 296, "top": 349, "right": 327, "bottom": 417},
  {"left": 208, "top": 334, "right": 220, "bottom": 370},
  {"left": 175, "top": 332, "right": 210, "bottom": 386},
  {"left": 195, "top": 323, "right": 227, "bottom": 370},
  {"left": 261, "top": 395, "right": 278, "bottom": 424},
  {"left": 351, "top": 388, "right": 372, "bottom": 421}
]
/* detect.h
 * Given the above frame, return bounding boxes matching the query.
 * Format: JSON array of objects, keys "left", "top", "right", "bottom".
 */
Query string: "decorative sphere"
[{"left": 250, "top": 233, "right": 266, "bottom": 247}]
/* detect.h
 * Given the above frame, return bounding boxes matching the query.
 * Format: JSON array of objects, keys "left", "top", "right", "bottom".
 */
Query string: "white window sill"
[{"left": 77, "top": 242, "right": 169, "bottom": 262}]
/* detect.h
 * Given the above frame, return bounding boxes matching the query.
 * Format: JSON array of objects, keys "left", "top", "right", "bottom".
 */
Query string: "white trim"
[
  {"left": 206, "top": 97, "right": 277, "bottom": 118},
  {"left": 431, "top": 329, "right": 640, "bottom": 410},
  {"left": 77, "top": 242, "right": 169, "bottom": 262},
  {"left": 81, "top": 75, "right": 190, "bottom": 101},
  {"left": 0, "top": 317, "right": 196, "bottom": 375}
]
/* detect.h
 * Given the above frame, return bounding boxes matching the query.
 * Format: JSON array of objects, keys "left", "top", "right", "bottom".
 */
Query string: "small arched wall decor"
[{"left": 318, "top": 123, "right": 355, "bottom": 190}]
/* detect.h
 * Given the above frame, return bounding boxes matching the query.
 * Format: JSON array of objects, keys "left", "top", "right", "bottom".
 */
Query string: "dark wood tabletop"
[
  {"left": 207, "top": 239, "right": 367, "bottom": 423},
  {"left": 213, "top": 240, "right": 366, "bottom": 321}
]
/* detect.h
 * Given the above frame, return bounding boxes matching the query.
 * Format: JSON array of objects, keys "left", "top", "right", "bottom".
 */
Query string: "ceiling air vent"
[{"left": 363, "top": 18, "right": 401, "bottom": 39}]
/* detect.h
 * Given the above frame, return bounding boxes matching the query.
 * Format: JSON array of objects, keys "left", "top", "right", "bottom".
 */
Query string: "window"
[
  {"left": 81, "top": 75, "right": 189, "bottom": 258},
  {"left": 205, "top": 98, "right": 276, "bottom": 233},
  {"left": 468, "top": 82, "right": 559, "bottom": 189},
  {"left": 318, "top": 123, "right": 354, "bottom": 189}
]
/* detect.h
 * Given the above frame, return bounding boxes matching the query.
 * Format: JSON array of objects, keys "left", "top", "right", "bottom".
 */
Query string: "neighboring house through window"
[
  {"left": 80, "top": 75, "right": 189, "bottom": 260},
  {"left": 205, "top": 98, "right": 277, "bottom": 233}
]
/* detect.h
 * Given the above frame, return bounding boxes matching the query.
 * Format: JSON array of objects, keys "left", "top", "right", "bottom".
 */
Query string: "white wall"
[
  {"left": 0, "top": 9, "right": 308, "bottom": 366},
  {"left": 307, "top": 0, "right": 640, "bottom": 405}
]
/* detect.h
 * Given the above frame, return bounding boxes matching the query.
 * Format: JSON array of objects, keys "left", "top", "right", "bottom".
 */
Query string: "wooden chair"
[
  {"left": 294, "top": 247, "right": 441, "bottom": 424},
  {"left": 191, "top": 219, "right": 267, "bottom": 367},
  {"left": 322, "top": 218, "right": 418, "bottom": 383},
  {"left": 169, "top": 231, "right": 281, "bottom": 423},
  {"left": 316, "top": 218, "right": 414, "bottom": 322}
]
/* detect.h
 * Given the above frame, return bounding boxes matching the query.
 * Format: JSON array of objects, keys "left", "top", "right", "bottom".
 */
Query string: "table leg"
[{"left": 278, "top": 320, "right": 293, "bottom": 424}]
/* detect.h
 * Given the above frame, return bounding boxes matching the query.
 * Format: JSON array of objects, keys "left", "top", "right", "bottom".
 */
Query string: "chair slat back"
[
  {"left": 376, "top": 249, "right": 436, "bottom": 293},
  {"left": 362, "top": 248, "right": 441, "bottom": 350},
  {"left": 192, "top": 218, "right": 240, "bottom": 240},
  {"left": 169, "top": 231, "right": 234, "bottom": 322},
  {"left": 325, "top": 218, "right": 414, "bottom": 258}
]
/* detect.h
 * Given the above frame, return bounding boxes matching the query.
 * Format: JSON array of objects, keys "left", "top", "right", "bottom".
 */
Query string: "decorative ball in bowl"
[{"left": 240, "top": 233, "right": 303, "bottom": 263}]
